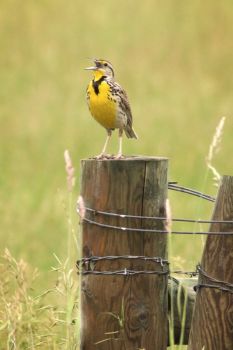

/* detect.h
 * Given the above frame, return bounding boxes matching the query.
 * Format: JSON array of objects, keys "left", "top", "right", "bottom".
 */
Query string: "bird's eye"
[{"left": 104, "top": 63, "right": 107, "bottom": 67}]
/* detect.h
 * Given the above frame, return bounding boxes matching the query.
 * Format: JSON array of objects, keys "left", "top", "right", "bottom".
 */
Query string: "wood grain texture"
[
  {"left": 80, "top": 157, "right": 168, "bottom": 350},
  {"left": 188, "top": 176, "right": 233, "bottom": 350}
]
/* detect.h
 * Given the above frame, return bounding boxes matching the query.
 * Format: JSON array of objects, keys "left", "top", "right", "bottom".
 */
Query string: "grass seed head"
[{"left": 64, "top": 150, "right": 75, "bottom": 192}]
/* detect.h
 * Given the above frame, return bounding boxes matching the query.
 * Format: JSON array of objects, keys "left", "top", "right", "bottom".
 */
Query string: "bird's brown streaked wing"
[{"left": 113, "top": 82, "right": 133, "bottom": 127}]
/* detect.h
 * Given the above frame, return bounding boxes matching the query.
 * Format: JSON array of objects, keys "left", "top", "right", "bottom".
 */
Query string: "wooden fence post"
[
  {"left": 80, "top": 157, "right": 168, "bottom": 350},
  {"left": 188, "top": 176, "right": 233, "bottom": 350}
]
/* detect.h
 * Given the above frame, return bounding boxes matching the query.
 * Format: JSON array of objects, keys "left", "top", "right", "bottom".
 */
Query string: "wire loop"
[{"left": 194, "top": 264, "right": 233, "bottom": 294}]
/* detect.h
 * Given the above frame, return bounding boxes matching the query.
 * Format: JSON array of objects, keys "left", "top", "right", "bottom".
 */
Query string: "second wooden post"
[
  {"left": 80, "top": 157, "right": 168, "bottom": 349},
  {"left": 188, "top": 176, "right": 233, "bottom": 350}
]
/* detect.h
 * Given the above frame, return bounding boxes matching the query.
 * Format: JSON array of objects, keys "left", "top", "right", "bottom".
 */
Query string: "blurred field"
[{"left": 0, "top": 0, "right": 233, "bottom": 347}]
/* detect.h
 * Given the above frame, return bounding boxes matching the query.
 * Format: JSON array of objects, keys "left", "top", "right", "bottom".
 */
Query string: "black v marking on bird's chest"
[{"left": 92, "top": 76, "right": 106, "bottom": 95}]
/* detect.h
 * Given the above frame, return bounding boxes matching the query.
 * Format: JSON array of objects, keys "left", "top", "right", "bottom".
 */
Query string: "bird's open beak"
[{"left": 84, "top": 66, "right": 97, "bottom": 71}]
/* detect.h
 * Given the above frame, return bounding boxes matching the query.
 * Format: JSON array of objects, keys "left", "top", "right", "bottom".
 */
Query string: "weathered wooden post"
[
  {"left": 79, "top": 157, "right": 168, "bottom": 349},
  {"left": 188, "top": 176, "right": 233, "bottom": 350}
]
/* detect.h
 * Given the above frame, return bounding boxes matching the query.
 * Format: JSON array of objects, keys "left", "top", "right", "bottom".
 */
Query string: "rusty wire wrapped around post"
[
  {"left": 194, "top": 264, "right": 233, "bottom": 294},
  {"left": 77, "top": 255, "right": 169, "bottom": 275}
]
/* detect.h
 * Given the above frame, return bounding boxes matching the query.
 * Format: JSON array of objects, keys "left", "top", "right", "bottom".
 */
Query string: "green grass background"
[{"left": 0, "top": 0, "right": 232, "bottom": 340}]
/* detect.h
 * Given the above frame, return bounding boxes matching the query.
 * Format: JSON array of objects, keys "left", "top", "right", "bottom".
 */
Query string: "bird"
[{"left": 85, "top": 59, "right": 137, "bottom": 159}]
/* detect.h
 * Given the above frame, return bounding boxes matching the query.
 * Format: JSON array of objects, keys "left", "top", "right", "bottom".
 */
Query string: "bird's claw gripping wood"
[
  {"left": 115, "top": 153, "right": 124, "bottom": 160},
  {"left": 91, "top": 154, "right": 125, "bottom": 160},
  {"left": 85, "top": 58, "right": 137, "bottom": 157},
  {"left": 93, "top": 153, "right": 111, "bottom": 160}
]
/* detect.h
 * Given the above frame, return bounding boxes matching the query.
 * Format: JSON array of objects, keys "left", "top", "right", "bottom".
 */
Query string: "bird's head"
[{"left": 85, "top": 59, "right": 114, "bottom": 80}]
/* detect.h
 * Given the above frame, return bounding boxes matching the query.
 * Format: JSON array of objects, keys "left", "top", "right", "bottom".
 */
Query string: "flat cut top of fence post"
[{"left": 82, "top": 155, "right": 168, "bottom": 161}]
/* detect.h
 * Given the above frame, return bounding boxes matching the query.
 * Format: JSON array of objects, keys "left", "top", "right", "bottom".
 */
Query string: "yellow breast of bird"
[{"left": 87, "top": 80, "right": 117, "bottom": 129}]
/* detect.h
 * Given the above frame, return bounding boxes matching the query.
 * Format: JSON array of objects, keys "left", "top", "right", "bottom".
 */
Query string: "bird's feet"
[
  {"left": 91, "top": 153, "right": 125, "bottom": 160},
  {"left": 93, "top": 153, "right": 112, "bottom": 160},
  {"left": 115, "top": 153, "right": 124, "bottom": 159}
]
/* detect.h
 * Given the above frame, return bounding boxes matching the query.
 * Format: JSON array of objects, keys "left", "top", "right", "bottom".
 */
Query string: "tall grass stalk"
[
  {"left": 206, "top": 116, "right": 225, "bottom": 185},
  {"left": 0, "top": 151, "right": 80, "bottom": 349},
  {"left": 63, "top": 150, "right": 80, "bottom": 349},
  {"left": 193, "top": 116, "right": 226, "bottom": 239},
  {"left": 64, "top": 149, "right": 76, "bottom": 264},
  {"left": 76, "top": 195, "right": 86, "bottom": 348},
  {"left": 0, "top": 249, "right": 58, "bottom": 349}
]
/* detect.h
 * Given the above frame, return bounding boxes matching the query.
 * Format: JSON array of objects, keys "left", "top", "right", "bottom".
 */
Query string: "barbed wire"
[
  {"left": 78, "top": 269, "right": 169, "bottom": 276},
  {"left": 171, "top": 270, "right": 198, "bottom": 277},
  {"left": 76, "top": 182, "right": 233, "bottom": 290},
  {"left": 77, "top": 257, "right": 233, "bottom": 294},
  {"left": 194, "top": 264, "right": 233, "bottom": 294},
  {"left": 194, "top": 284, "right": 233, "bottom": 294},
  {"left": 78, "top": 255, "right": 169, "bottom": 265},
  {"left": 77, "top": 255, "right": 169, "bottom": 276},
  {"left": 197, "top": 265, "right": 233, "bottom": 288},
  {"left": 77, "top": 255, "right": 199, "bottom": 277}
]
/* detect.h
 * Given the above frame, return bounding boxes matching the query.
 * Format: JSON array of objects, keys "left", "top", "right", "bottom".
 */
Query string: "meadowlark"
[{"left": 85, "top": 59, "right": 137, "bottom": 159}]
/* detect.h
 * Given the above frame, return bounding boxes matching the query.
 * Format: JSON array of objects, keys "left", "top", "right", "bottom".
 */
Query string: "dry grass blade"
[
  {"left": 0, "top": 248, "right": 79, "bottom": 349},
  {"left": 64, "top": 150, "right": 75, "bottom": 192},
  {"left": 206, "top": 116, "right": 226, "bottom": 185}
]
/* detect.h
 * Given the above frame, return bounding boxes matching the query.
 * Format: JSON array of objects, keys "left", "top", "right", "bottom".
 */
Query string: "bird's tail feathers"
[{"left": 124, "top": 126, "right": 138, "bottom": 139}]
